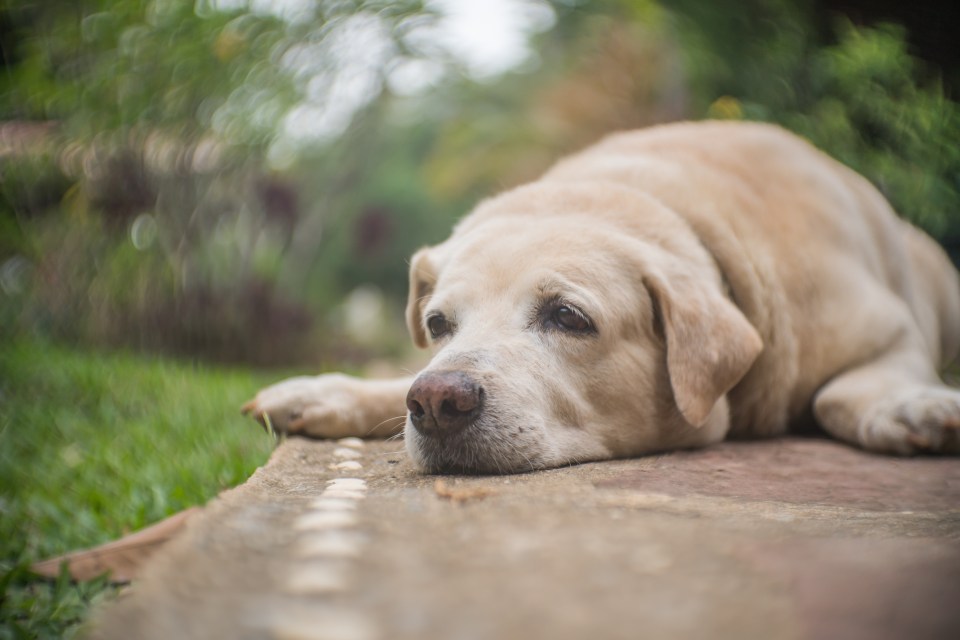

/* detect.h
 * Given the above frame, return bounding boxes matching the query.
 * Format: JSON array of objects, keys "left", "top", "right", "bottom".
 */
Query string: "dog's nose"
[{"left": 406, "top": 371, "right": 483, "bottom": 435}]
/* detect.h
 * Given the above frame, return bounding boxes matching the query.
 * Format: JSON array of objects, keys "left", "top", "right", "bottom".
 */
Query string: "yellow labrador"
[{"left": 243, "top": 121, "right": 960, "bottom": 473}]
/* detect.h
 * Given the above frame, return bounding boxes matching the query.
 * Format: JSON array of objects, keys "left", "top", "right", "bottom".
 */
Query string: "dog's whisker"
[
  {"left": 357, "top": 414, "right": 407, "bottom": 440},
  {"left": 369, "top": 415, "right": 407, "bottom": 432},
  {"left": 384, "top": 430, "right": 406, "bottom": 443}
]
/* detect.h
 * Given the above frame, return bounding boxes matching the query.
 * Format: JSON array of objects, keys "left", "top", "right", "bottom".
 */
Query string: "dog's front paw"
[
  {"left": 241, "top": 374, "right": 368, "bottom": 439},
  {"left": 859, "top": 387, "right": 960, "bottom": 455}
]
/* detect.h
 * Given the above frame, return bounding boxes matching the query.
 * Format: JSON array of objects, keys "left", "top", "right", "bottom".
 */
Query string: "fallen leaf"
[
  {"left": 31, "top": 507, "right": 201, "bottom": 583},
  {"left": 433, "top": 479, "right": 496, "bottom": 504}
]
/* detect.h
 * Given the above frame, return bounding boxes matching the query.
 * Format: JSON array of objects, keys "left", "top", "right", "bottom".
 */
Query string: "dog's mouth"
[
  {"left": 403, "top": 368, "right": 551, "bottom": 474},
  {"left": 404, "top": 416, "right": 547, "bottom": 475}
]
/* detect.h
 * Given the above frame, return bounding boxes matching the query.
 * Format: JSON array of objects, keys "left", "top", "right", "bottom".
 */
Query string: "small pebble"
[
  {"left": 337, "top": 437, "right": 365, "bottom": 449},
  {"left": 270, "top": 608, "right": 376, "bottom": 640},
  {"left": 284, "top": 562, "right": 350, "bottom": 595},
  {"left": 327, "top": 478, "right": 367, "bottom": 489},
  {"left": 330, "top": 460, "right": 363, "bottom": 471},
  {"left": 294, "top": 511, "right": 358, "bottom": 531},
  {"left": 333, "top": 447, "right": 362, "bottom": 460},
  {"left": 309, "top": 497, "right": 358, "bottom": 511},
  {"left": 295, "top": 532, "right": 364, "bottom": 559},
  {"left": 763, "top": 512, "right": 796, "bottom": 523},
  {"left": 321, "top": 489, "right": 366, "bottom": 501}
]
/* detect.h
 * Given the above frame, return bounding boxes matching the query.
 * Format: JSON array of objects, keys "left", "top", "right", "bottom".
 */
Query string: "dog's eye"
[
  {"left": 552, "top": 305, "right": 592, "bottom": 333},
  {"left": 427, "top": 314, "right": 452, "bottom": 339}
]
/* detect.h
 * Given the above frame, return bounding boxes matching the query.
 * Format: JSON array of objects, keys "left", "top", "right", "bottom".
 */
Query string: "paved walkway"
[{"left": 89, "top": 437, "right": 960, "bottom": 640}]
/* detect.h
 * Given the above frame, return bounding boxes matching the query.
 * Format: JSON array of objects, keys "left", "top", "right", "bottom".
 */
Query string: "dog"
[{"left": 242, "top": 121, "right": 960, "bottom": 474}]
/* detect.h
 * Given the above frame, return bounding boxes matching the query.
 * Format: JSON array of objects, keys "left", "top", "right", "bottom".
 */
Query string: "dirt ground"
[{"left": 88, "top": 436, "right": 960, "bottom": 640}]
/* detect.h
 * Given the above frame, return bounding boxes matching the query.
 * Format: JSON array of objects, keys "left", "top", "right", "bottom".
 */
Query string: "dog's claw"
[{"left": 240, "top": 399, "right": 274, "bottom": 435}]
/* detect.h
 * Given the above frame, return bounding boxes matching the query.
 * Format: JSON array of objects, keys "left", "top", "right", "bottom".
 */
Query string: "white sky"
[
  {"left": 426, "top": 0, "right": 556, "bottom": 78},
  {"left": 211, "top": 0, "right": 554, "bottom": 77},
  {"left": 209, "top": 0, "right": 556, "bottom": 162}
]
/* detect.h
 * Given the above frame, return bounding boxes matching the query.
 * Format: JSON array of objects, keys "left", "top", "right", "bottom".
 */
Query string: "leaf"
[{"left": 30, "top": 507, "right": 201, "bottom": 584}]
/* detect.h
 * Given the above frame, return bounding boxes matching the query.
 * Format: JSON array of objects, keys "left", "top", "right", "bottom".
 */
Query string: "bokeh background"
[
  {"left": 2, "top": 0, "right": 958, "bottom": 366},
  {"left": 1, "top": 0, "right": 958, "bottom": 636}
]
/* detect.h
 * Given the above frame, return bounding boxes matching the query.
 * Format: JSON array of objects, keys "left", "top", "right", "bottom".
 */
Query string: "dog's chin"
[{"left": 404, "top": 420, "right": 549, "bottom": 475}]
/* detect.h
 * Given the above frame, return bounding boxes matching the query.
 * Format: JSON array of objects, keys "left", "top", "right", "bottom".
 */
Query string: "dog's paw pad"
[{"left": 860, "top": 387, "right": 960, "bottom": 455}]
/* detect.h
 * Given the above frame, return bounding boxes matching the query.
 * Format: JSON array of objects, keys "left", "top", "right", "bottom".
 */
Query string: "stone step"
[{"left": 88, "top": 437, "right": 960, "bottom": 640}]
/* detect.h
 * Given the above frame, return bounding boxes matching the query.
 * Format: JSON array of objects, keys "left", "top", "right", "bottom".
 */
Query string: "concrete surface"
[{"left": 89, "top": 437, "right": 960, "bottom": 640}]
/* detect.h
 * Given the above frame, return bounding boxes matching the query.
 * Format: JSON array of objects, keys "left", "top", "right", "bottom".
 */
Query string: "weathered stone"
[{"left": 88, "top": 437, "right": 960, "bottom": 640}]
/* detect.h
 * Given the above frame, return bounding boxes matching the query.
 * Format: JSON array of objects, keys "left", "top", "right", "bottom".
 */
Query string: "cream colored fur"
[{"left": 244, "top": 121, "right": 960, "bottom": 473}]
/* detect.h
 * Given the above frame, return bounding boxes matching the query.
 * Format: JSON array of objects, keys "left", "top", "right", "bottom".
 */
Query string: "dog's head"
[{"left": 403, "top": 183, "right": 762, "bottom": 473}]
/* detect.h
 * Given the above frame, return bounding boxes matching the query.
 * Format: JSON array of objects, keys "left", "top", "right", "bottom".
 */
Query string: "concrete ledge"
[{"left": 89, "top": 437, "right": 960, "bottom": 640}]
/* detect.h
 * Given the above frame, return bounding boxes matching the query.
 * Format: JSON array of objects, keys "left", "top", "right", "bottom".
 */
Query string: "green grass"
[{"left": 0, "top": 340, "right": 279, "bottom": 638}]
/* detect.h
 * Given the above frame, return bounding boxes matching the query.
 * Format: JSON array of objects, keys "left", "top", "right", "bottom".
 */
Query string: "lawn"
[{"left": 0, "top": 340, "right": 281, "bottom": 638}]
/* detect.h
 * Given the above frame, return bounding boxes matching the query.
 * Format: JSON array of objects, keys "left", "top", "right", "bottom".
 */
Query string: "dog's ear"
[
  {"left": 405, "top": 247, "right": 438, "bottom": 348},
  {"left": 644, "top": 272, "right": 762, "bottom": 427}
]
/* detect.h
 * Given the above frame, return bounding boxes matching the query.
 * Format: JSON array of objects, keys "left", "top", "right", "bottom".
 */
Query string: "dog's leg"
[
  {"left": 242, "top": 374, "right": 413, "bottom": 439},
  {"left": 813, "top": 348, "right": 959, "bottom": 454}
]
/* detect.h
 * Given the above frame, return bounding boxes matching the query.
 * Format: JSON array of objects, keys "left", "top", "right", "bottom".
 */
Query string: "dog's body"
[{"left": 244, "top": 121, "right": 960, "bottom": 473}]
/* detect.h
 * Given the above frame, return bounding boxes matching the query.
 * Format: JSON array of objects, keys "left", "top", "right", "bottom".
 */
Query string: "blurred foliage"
[
  {"left": 419, "top": 0, "right": 685, "bottom": 200},
  {"left": 431, "top": 0, "right": 960, "bottom": 238},
  {"left": 672, "top": 0, "right": 960, "bottom": 239},
  {"left": 803, "top": 22, "right": 960, "bottom": 239},
  {"left": 0, "top": 0, "right": 957, "bottom": 366},
  {"left": 1, "top": 0, "right": 436, "bottom": 365}
]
